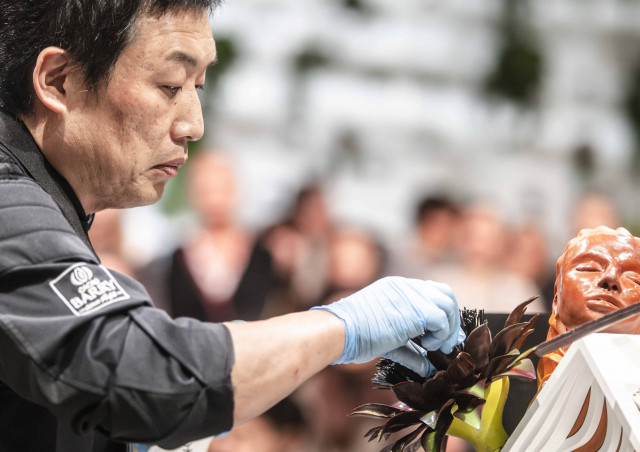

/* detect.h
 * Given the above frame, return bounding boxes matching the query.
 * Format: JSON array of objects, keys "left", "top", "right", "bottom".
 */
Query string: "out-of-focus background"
[{"left": 100, "top": 0, "right": 640, "bottom": 450}]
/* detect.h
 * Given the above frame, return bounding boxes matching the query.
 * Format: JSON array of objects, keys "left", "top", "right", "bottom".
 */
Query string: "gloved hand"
[{"left": 312, "top": 276, "right": 465, "bottom": 377}]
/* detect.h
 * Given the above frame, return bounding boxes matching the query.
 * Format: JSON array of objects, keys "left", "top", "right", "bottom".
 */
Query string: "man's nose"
[
  {"left": 171, "top": 90, "right": 205, "bottom": 143},
  {"left": 598, "top": 266, "right": 621, "bottom": 292}
]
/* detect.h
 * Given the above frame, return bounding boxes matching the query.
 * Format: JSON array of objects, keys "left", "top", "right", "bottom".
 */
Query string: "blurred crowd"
[{"left": 90, "top": 151, "right": 623, "bottom": 452}]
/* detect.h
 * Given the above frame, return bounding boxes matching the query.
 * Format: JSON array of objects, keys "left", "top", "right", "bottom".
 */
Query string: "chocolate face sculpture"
[
  {"left": 554, "top": 226, "right": 640, "bottom": 334},
  {"left": 538, "top": 226, "right": 640, "bottom": 387}
]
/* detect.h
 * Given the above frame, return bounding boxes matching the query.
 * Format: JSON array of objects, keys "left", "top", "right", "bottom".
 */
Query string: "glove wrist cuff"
[{"left": 310, "top": 305, "right": 355, "bottom": 364}]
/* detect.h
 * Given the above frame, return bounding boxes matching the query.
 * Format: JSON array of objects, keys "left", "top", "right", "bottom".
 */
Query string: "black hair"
[
  {"left": 415, "top": 195, "right": 460, "bottom": 225},
  {"left": 0, "top": 0, "right": 221, "bottom": 116}
]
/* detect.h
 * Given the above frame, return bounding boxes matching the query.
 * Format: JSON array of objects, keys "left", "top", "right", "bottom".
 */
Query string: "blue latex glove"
[{"left": 312, "top": 276, "right": 465, "bottom": 377}]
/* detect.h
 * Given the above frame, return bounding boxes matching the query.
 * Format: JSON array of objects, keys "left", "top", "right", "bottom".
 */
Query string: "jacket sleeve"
[{"left": 0, "top": 177, "right": 235, "bottom": 448}]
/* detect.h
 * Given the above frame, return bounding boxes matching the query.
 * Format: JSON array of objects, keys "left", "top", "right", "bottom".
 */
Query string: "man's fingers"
[
  {"left": 384, "top": 344, "right": 436, "bottom": 378},
  {"left": 437, "top": 327, "right": 465, "bottom": 354}
]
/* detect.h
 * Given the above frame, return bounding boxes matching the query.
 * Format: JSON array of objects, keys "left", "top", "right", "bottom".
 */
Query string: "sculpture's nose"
[{"left": 597, "top": 266, "right": 621, "bottom": 292}]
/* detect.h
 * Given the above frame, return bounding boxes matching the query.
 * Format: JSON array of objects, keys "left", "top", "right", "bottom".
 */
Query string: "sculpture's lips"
[{"left": 586, "top": 294, "right": 623, "bottom": 312}]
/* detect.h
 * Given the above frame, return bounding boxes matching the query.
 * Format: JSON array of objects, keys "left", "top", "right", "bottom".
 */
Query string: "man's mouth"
[{"left": 152, "top": 158, "right": 186, "bottom": 178}]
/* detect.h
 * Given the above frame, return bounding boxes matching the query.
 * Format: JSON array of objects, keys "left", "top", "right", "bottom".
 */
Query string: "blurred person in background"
[
  {"left": 226, "top": 184, "right": 335, "bottom": 320},
  {"left": 233, "top": 221, "right": 305, "bottom": 319},
  {"left": 571, "top": 192, "right": 620, "bottom": 235},
  {"left": 140, "top": 151, "right": 255, "bottom": 322},
  {"left": 207, "top": 396, "right": 310, "bottom": 452},
  {"left": 430, "top": 202, "right": 546, "bottom": 312},
  {"left": 287, "top": 184, "right": 334, "bottom": 309},
  {"left": 320, "top": 225, "right": 386, "bottom": 304},
  {"left": 389, "top": 195, "right": 461, "bottom": 278},
  {"left": 89, "top": 209, "right": 136, "bottom": 278},
  {"left": 505, "top": 223, "right": 555, "bottom": 311}
]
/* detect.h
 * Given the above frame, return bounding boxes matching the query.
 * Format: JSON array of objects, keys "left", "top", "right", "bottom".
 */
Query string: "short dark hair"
[
  {"left": 415, "top": 195, "right": 459, "bottom": 225},
  {"left": 0, "top": 0, "right": 221, "bottom": 116}
]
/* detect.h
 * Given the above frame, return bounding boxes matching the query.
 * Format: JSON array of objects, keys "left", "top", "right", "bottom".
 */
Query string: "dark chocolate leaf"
[
  {"left": 426, "top": 349, "right": 456, "bottom": 372},
  {"left": 504, "top": 296, "right": 538, "bottom": 328},
  {"left": 420, "top": 371, "right": 455, "bottom": 412},
  {"left": 392, "top": 381, "right": 428, "bottom": 410},
  {"left": 433, "top": 401, "right": 454, "bottom": 452},
  {"left": 488, "top": 322, "right": 529, "bottom": 359},
  {"left": 509, "top": 345, "right": 537, "bottom": 367},
  {"left": 380, "top": 410, "right": 425, "bottom": 436},
  {"left": 462, "top": 322, "right": 491, "bottom": 369},
  {"left": 511, "top": 328, "right": 535, "bottom": 353},
  {"left": 446, "top": 352, "right": 475, "bottom": 383},
  {"left": 498, "top": 358, "right": 536, "bottom": 381},
  {"left": 512, "top": 314, "right": 539, "bottom": 351},
  {"left": 351, "top": 403, "right": 405, "bottom": 419},
  {"left": 482, "top": 354, "right": 515, "bottom": 379},
  {"left": 453, "top": 391, "right": 486, "bottom": 412},
  {"left": 365, "top": 426, "right": 384, "bottom": 442},
  {"left": 391, "top": 425, "right": 426, "bottom": 452},
  {"left": 426, "top": 398, "right": 454, "bottom": 432}
]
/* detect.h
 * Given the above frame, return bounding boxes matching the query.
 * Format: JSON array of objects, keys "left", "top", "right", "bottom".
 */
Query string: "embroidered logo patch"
[{"left": 49, "top": 263, "right": 130, "bottom": 316}]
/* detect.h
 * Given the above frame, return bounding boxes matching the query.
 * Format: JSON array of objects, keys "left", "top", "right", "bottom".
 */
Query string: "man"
[
  {"left": 537, "top": 226, "right": 640, "bottom": 388},
  {"left": 0, "top": 1, "right": 464, "bottom": 451}
]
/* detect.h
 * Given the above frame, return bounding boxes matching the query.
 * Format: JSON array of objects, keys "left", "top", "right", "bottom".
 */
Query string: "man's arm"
[
  {"left": 0, "top": 172, "right": 463, "bottom": 445},
  {"left": 226, "top": 310, "right": 343, "bottom": 425},
  {"left": 226, "top": 276, "right": 464, "bottom": 427}
]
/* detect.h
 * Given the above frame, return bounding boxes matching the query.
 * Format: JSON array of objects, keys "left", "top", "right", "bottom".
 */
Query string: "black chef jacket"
[{"left": 0, "top": 109, "right": 235, "bottom": 452}]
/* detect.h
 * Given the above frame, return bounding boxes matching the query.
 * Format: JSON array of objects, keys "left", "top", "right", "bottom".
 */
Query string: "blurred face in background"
[
  {"left": 292, "top": 187, "right": 330, "bottom": 238},
  {"left": 188, "top": 152, "right": 237, "bottom": 228},
  {"left": 506, "top": 225, "right": 549, "bottom": 283},
  {"left": 571, "top": 194, "right": 619, "bottom": 235},
  {"left": 457, "top": 205, "right": 506, "bottom": 268},
  {"left": 555, "top": 229, "right": 640, "bottom": 334},
  {"left": 417, "top": 207, "right": 459, "bottom": 255},
  {"left": 328, "top": 228, "right": 381, "bottom": 291}
]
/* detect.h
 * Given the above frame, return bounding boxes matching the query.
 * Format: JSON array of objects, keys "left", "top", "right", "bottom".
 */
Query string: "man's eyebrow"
[{"left": 166, "top": 51, "right": 217, "bottom": 68}]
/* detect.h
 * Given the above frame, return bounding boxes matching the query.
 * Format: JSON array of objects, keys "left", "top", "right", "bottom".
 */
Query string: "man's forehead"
[{"left": 130, "top": 9, "right": 215, "bottom": 55}]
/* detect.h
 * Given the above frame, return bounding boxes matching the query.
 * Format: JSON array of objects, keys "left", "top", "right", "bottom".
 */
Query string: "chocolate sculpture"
[
  {"left": 352, "top": 226, "right": 640, "bottom": 452},
  {"left": 537, "top": 226, "right": 640, "bottom": 388}
]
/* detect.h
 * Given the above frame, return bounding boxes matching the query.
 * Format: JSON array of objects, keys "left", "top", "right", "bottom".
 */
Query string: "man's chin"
[{"left": 104, "top": 186, "right": 166, "bottom": 210}]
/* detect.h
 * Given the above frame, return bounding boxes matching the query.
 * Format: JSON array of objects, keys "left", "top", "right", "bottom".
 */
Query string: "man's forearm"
[{"left": 225, "top": 309, "right": 345, "bottom": 426}]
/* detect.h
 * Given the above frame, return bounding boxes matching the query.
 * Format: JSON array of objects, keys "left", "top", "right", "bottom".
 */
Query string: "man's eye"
[
  {"left": 196, "top": 84, "right": 205, "bottom": 92},
  {"left": 162, "top": 86, "right": 181, "bottom": 97}
]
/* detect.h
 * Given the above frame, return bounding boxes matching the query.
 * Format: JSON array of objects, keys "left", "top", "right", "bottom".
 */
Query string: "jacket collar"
[{"left": 0, "top": 108, "right": 97, "bottom": 256}]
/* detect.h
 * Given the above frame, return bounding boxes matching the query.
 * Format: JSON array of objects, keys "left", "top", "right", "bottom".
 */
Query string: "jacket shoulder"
[
  {"left": 0, "top": 175, "right": 95, "bottom": 275},
  {"left": 0, "top": 149, "right": 27, "bottom": 179}
]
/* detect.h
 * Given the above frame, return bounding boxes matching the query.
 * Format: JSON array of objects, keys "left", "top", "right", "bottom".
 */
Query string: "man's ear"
[{"left": 32, "top": 47, "right": 76, "bottom": 114}]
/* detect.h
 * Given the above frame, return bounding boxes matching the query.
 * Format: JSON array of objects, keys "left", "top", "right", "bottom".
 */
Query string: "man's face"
[
  {"left": 58, "top": 9, "right": 216, "bottom": 212},
  {"left": 555, "top": 233, "right": 640, "bottom": 333}
]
